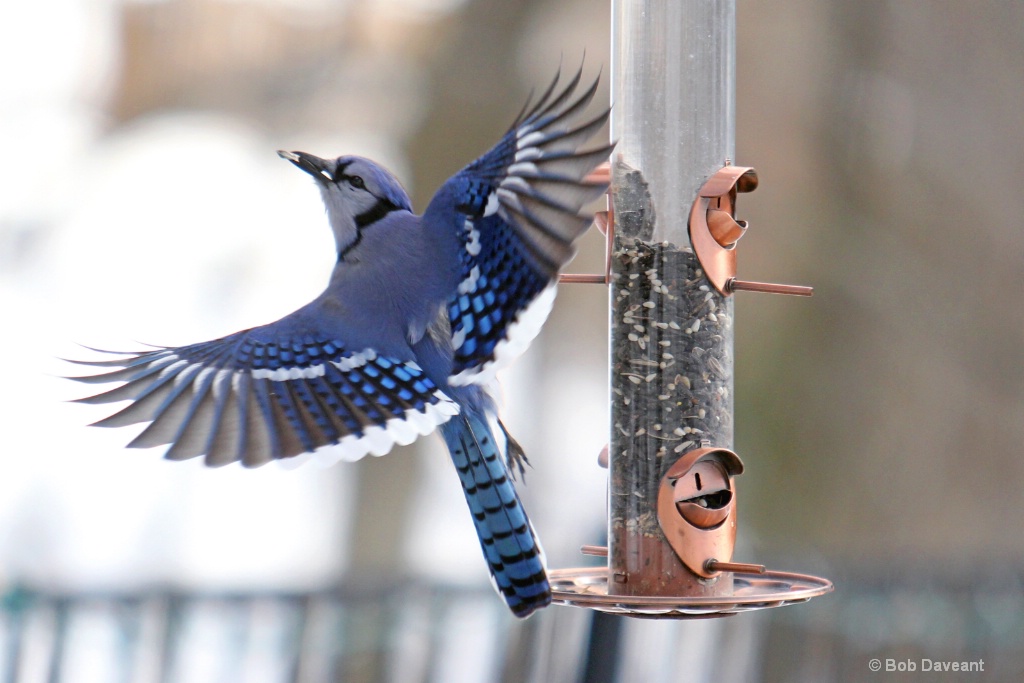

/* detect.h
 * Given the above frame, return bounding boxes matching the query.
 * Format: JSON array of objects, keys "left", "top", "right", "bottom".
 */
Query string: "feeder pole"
[{"left": 608, "top": 0, "right": 737, "bottom": 596}]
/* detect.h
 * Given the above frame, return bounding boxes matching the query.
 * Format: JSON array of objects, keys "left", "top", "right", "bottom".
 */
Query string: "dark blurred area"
[
  {"left": 735, "top": 0, "right": 1023, "bottom": 567},
  {"left": 1, "top": 0, "right": 1021, "bottom": 681}
]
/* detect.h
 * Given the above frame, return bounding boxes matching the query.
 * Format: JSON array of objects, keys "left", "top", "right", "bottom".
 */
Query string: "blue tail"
[{"left": 441, "top": 414, "right": 551, "bottom": 617}]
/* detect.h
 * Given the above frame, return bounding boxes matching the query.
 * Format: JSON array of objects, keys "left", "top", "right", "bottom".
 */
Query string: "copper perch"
[
  {"left": 581, "top": 545, "right": 610, "bottom": 557},
  {"left": 560, "top": 273, "right": 608, "bottom": 284},
  {"left": 705, "top": 559, "right": 767, "bottom": 574},
  {"left": 727, "top": 279, "right": 814, "bottom": 297}
]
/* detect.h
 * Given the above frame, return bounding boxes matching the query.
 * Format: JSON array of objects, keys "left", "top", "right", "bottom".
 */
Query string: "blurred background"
[{"left": 1, "top": 0, "right": 1021, "bottom": 681}]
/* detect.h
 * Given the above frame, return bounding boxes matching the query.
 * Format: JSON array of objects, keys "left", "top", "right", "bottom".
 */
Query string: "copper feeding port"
[
  {"left": 689, "top": 165, "right": 813, "bottom": 298},
  {"left": 656, "top": 447, "right": 744, "bottom": 580},
  {"left": 672, "top": 460, "right": 733, "bottom": 529}
]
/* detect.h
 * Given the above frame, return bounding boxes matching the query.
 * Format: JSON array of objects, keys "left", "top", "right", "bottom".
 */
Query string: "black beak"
[{"left": 277, "top": 150, "right": 333, "bottom": 182}]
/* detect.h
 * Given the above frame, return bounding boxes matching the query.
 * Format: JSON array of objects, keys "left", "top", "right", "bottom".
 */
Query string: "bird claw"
[{"left": 499, "top": 420, "right": 530, "bottom": 481}]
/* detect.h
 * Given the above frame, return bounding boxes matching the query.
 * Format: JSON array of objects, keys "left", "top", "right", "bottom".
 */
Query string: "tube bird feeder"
[{"left": 549, "top": 0, "right": 831, "bottom": 617}]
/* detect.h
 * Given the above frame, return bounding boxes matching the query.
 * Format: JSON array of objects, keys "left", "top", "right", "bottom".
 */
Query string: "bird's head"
[{"left": 278, "top": 151, "right": 412, "bottom": 259}]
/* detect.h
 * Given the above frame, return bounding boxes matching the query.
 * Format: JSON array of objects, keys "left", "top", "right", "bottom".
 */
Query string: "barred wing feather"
[
  {"left": 431, "top": 66, "right": 612, "bottom": 386},
  {"left": 69, "top": 331, "right": 459, "bottom": 468}
]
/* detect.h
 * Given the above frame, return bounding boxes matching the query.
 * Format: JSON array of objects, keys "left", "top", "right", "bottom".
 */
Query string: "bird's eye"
[{"left": 348, "top": 175, "right": 366, "bottom": 190}]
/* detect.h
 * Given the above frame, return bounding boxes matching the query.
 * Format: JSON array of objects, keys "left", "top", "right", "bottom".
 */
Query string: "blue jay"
[{"left": 70, "top": 67, "right": 611, "bottom": 618}]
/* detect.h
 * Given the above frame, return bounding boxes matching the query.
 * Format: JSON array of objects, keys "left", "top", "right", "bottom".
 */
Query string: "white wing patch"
[
  {"left": 157, "top": 358, "right": 188, "bottom": 380},
  {"left": 252, "top": 364, "right": 326, "bottom": 381},
  {"left": 457, "top": 265, "right": 481, "bottom": 295},
  {"left": 250, "top": 350, "right": 376, "bottom": 381},
  {"left": 332, "top": 349, "right": 377, "bottom": 372},
  {"left": 464, "top": 217, "right": 483, "bottom": 254},
  {"left": 72, "top": 340, "right": 458, "bottom": 470},
  {"left": 507, "top": 161, "right": 539, "bottom": 177},
  {"left": 515, "top": 130, "right": 546, "bottom": 151},
  {"left": 449, "top": 284, "right": 557, "bottom": 387},
  {"left": 276, "top": 390, "right": 460, "bottom": 470},
  {"left": 451, "top": 327, "right": 467, "bottom": 351},
  {"left": 482, "top": 192, "right": 500, "bottom": 218}
]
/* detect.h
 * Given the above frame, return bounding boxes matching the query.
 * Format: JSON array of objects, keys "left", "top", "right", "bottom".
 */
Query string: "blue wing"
[
  {"left": 427, "top": 66, "right": 613, "bottom": 386},
  {"left": 69, "top": 328, "right": 459, "bottom": 468}
]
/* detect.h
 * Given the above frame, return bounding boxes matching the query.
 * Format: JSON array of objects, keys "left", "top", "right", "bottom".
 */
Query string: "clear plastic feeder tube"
[{"left": 608, "top": 0, "right": 737, "bottom": 596}]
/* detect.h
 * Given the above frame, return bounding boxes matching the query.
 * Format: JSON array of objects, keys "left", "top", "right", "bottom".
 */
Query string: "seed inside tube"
[{"left": 611, "top": 238, "right": 733, "bottom": 540}]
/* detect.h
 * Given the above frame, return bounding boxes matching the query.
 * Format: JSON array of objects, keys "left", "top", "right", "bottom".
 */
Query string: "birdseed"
[
  {"left": 608, "top": 164, "right": 734, "bottom": 542},
  {"left": 610, "top": 239, "right": 734, "bottom": 537}
]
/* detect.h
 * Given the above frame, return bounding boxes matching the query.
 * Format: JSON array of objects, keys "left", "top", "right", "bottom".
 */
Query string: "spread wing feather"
[
  {"left": 427, "top": 64, "right": 612, "bottom": 386},
  {"left": 69, "top": 329, "right": 459, "bottom": 467}
]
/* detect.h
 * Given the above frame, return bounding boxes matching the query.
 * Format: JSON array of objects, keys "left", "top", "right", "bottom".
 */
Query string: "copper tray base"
[{"left": 549, "top": 566, "right": 833, "bottom": 618}]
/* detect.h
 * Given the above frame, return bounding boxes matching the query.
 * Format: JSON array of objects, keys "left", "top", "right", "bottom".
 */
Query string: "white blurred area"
[{"left": 0, "top": 0, "right": 610, "bottom": 596}]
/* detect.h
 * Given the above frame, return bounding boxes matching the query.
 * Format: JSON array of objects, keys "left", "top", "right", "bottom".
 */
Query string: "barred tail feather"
[{"left": 442, "top": 415, "right": 550, "bottom": 618}]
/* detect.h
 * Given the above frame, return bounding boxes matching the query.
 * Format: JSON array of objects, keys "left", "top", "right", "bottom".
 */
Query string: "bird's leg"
[{"left": 498, "top": 419, "right": 530, "bottom": 481}]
